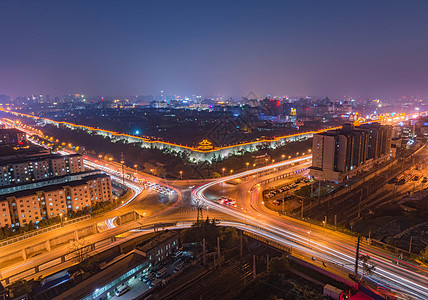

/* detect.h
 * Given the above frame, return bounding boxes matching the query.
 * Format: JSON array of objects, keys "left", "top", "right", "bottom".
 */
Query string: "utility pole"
[
  {"left": 196, "top": 205, "right": 203, "bottom": 223},
  {"left": 354, "top": 236, "right": 361, "bottom": 277},
  {"left": 301, "top": 198, "right": 304, "bottom": 219},
  {"left": 217, "top": 236, "right": 221, "bottom": 267},
  {"left": 203, "top": 238, "right": 206, "bottom": 266},
  {"left": 334, "top": 214, "right": 337, "bottom": 231},
  {"left": 266, "top": 254, "right": 269, "bottom": 273},
  {"left": 253, "top": 255, "right": 256, "bottom": 279},
  {"left": 240, "top": 230, "right": 243, "bottom": 259},
  {"left": 282, "top": 194, "right": 285, "bottom": 215},
  {"left": 120, "top": 152, "right": 125, "bottom": 185},
  {"left": 358, "top": 188, "right": 362, "bottom": 218}
]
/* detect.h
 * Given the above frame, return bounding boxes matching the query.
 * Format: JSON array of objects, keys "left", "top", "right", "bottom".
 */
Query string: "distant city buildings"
[
  {"left": 310, "top": 123, "right": 392, "bottom": 183},
  {"left": 0, "top": 128, "right": 26, "bottom": 146}
]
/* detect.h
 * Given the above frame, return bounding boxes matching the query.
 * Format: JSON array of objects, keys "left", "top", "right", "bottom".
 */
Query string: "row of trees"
[
  {"left": 38, "top": 122, "right": 313, "bottom": 179},
  {"left": 180, "top": 217, "right": 239, "bottom": 252}
]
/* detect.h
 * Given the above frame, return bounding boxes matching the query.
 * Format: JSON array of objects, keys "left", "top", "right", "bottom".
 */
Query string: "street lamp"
[
  {"left": 134, "top": 164, "right": 138, "bottom": 174},
  {"left": 222, "top": 168, "right": 225, "bottom": 177},
  {"left": 179, "top": 170, "right": 183, "bottom": 179},
  {"left": 60, "top": 213, "right": 64, "bottom": 226},
  {"left": 246, "top": 162, "right": 249, "bottom": 170},
  {"left": 282, "top": 154, "right": 285, "bottom": 160},
  {"left": 308, "top": 231, "right": 311, "bottom": 249},
  {"left": 230, "top": 169, "right": 233, "bottom": 175},
  {"left": 288, "top": 155, "right": 291, "bottom": 159}
]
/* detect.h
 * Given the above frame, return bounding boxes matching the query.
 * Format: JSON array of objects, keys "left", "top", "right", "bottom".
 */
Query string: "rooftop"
[{"left": 137, "top": 230, "right": 178, "bottom": 253}]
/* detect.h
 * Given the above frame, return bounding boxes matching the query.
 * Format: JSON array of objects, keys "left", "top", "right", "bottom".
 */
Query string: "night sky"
[{"left": 1, "top": 0, "right": 428, "bottom": 99}]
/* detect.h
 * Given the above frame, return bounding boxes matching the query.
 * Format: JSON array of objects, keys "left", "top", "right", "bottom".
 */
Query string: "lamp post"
[
  {"left": 222, "top": 168, "right": 225, "bottom": 177},
  {"left": 179, "top": 170, "right": 183, "bottom": 179},
  {"left": 134, "top": 164, "right": 138, "bottom": 175},
  {"left": 308, "top": 231, "right": 311, "bottom": 249},
  {"left": 60, "top": 213, "right": 64, "bottom": 226},
  {"left": 282, "top": 154, "right": 285, "bottom": 160},
  {"left": 246, "top": 162, "right": 249, "bottom": 170}
]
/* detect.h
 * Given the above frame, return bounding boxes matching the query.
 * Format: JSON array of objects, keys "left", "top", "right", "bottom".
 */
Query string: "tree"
[
  {"left": 268, "top": 257, "right": 290, "bottom": 275},
  {"left": 359, "top": 254, "right": 375, "bottom": 280},
  {"left": 221, "top": 227, "right": 239, "bottom": 249},
  {"left": 181, "top": 217, "right": 220, "bottom": 252},
  {"left": 212, "top": 171, "right": 221, "bottom": 178},
  {"left": 68, "top": 239, "right": 91, "bottom": 263},
  {"left": 418, "top": 246, "right": 428, "bottom": 264}
]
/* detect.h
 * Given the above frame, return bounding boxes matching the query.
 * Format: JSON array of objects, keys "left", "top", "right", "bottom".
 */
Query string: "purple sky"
[{"left": 1, "top": 0, "right": 428, "bottom": 99}]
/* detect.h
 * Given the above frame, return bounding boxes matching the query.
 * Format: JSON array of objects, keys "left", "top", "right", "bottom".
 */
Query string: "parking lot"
[{"left": 110, "top": 251, "right": 194, "bottom": 299}]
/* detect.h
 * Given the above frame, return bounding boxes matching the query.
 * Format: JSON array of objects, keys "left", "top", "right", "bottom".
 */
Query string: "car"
[
  {"left": 143, "top": 273, "right": 155, "bottom": 282},
  {"left": 156, "top": 267, "right": 167, "bottom": 278},
  {"left": 115, "top": 284, "right": 129, "bottom": 296},
  {"left": 150, "top": 278, "right": 161, "bottom": 287},
  {"left": 71, "top": 269, "right": 84, "bottom": 279},
  {"left": 174, "top": 263, "right": 184, "bottom": 273}
]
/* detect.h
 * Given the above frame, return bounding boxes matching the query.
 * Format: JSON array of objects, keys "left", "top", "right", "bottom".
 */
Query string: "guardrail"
[
  {"left": 0, "top": 215, "right": 91, "bottom": 248},
  {"left": 259, "top": 167, "right": 308, "bottom": 185}
]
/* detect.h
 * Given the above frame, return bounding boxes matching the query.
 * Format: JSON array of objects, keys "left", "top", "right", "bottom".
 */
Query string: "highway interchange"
[{"left": 0, "top": 122, "right": 427, "bottom": 299}]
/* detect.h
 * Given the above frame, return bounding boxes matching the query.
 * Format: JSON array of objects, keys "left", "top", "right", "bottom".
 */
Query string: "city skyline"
[{"left": 1, "top": 1, "right": 428, "bottom": 99}]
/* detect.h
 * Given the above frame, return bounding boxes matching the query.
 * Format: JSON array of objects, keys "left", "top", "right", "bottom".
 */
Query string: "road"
[
  {"left": 2, "top": 119, "right": 428, "bottom": 299},
  {"left": 192, "top": 157, "right": 428, "bottom": 300}
]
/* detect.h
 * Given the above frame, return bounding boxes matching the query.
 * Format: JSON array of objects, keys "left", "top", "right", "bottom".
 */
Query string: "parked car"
[
  {"left": 143, "top": 273, "right": 155, "bottom": 282},
  {"left": 156, "top": 267, "right": 167, "bottom": 278},
  {"left": 115, "top": 284, "right": 129, "bottom": 296},
  {"left": 150, "top": 278, "right": 162, "bottom": 288}
]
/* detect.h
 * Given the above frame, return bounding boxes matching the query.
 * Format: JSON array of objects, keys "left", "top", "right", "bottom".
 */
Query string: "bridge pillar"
[
  {"left": 45, "top": 240, "right": 51, "bottom": 252},
  {"left": 21, "top": 248, "right": 27, "bottom": 260}
]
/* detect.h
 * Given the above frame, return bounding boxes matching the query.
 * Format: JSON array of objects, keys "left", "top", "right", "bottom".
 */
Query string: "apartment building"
[
  {"left": 310, "top": 123, "right": 392, "bottom": 183},
  {"left": 0, "top": 173, "right": 112, "bottom": 228},
  {"left": 0, "top": 128, "right": 26, "bottom": 146},
  {"left": 0, "top": 153, "right": 84, "bottom": 187}
]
